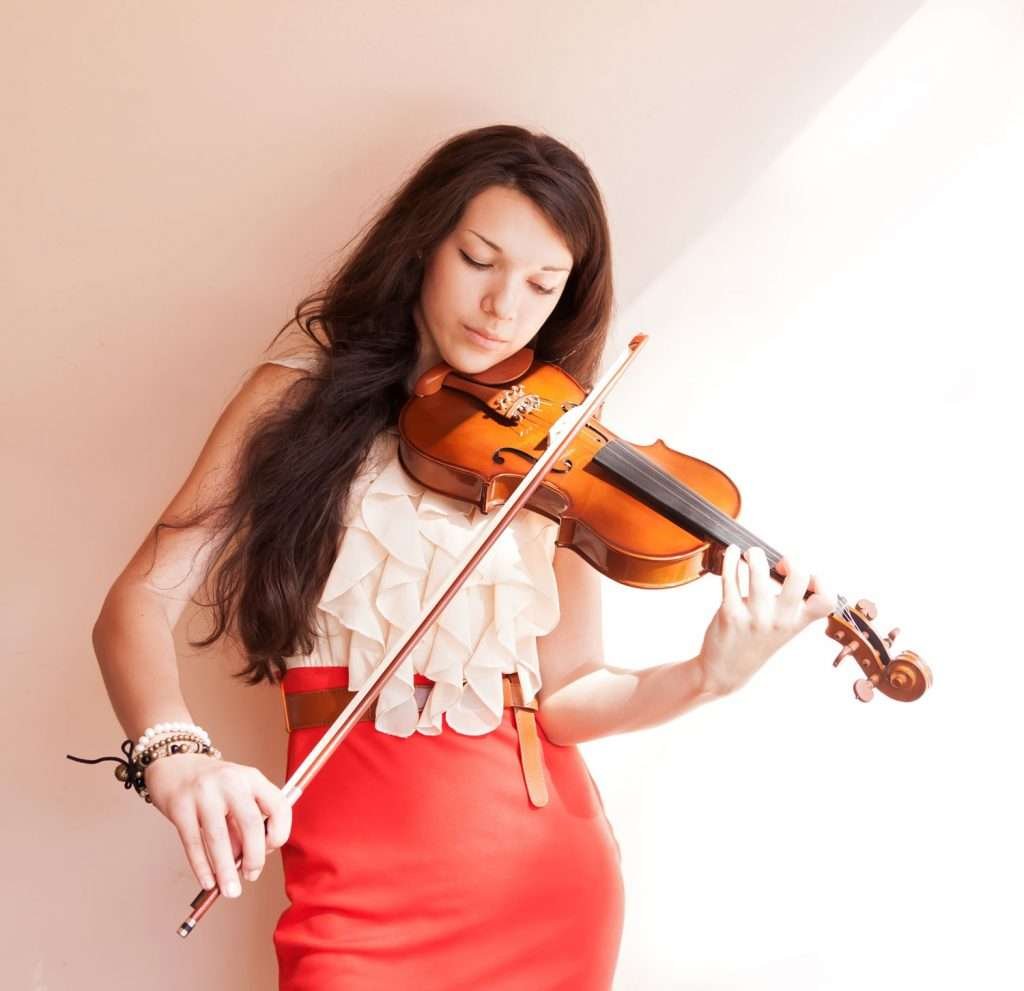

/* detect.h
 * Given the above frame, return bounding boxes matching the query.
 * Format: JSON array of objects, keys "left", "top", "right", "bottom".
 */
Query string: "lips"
[{"left": 465, "top": 324, "right": 507, "bottom": 343}]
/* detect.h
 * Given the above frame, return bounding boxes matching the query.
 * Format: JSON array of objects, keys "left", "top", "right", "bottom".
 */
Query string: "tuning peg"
[
  {"left": 832, "top": 642, "right": 858, "bottom": 668},
  {"left": 854, "top": 599, "right": 878, "bottom": 621},
  {"left": 882, "top": 627, "right": 900, "bottom": 649},
  {"left": 853, "top": 678, "right": 875, "bottom": 703}
]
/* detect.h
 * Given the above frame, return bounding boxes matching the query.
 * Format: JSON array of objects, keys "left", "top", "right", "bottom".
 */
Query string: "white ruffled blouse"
[{"left": 257, "top": 352, "right": 562, "bottom": 738}]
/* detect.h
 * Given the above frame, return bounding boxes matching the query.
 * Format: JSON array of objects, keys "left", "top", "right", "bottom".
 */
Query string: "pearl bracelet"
[{"left": 135, "top": 721, "right": 211, "bottom": 753}]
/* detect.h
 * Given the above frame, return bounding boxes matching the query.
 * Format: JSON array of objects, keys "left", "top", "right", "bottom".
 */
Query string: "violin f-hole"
[{"left": 493, "top": 447, "right": 573, "bottom": 473}]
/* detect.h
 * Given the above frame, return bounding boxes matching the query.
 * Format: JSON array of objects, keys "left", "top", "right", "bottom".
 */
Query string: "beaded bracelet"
[
  {"left": 136, "top": 721, "right": 211, "bottom": 752},
  {"left": 67, "top": 731, "right": 222, "bottom": 804}
]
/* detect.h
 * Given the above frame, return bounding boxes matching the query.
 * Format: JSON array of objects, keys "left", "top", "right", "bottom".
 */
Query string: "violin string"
[
  {"left": 611, "top": 440, "right": 854, "bottom": 620},
  {"left": 601, "top": 441, "right": 780, "bottom": 557},
  {"left": 515, "top": 401, "right": 770, "bottom": 553},
  {"left": 514, "top": 400, "right": 852, "bottom": 618},
  {"left": 612, "top": 441, "right": 854, "bottom": 620}
]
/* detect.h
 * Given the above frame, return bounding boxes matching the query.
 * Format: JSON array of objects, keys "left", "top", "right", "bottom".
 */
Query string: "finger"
[
  {"left": 743, "top": 545, "right": 773, "bottom": 621},
  {"left": 169, "top": 801, "right": 217, "bottom": 890},
  {"left": 720, "top": 544, "right": 742, "bottom": 612},
  {"left": 801, "top": 572, "right": 835, "bottom": 623},
  {"left": 251, "top": 773, "right": 293, "bottom": 853},
  {"left": 777, "top": 556, "right": 810, "bottom": 613},
  {"left": 197, "top": 801, "right": 242, "bottom": 898},
  {"left": 226, "top": 793, "right": 269, "bottom": 882},
  {"left": 226, "top": 815, "right": 244, "bottom": 861}
]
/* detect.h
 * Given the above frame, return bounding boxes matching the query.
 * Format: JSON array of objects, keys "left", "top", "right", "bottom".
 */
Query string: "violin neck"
[{"left": 591, "top": 438, "right": 785, "bottom": 575}]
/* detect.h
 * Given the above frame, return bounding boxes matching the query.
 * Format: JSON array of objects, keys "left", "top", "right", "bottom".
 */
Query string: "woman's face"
[{"left": 411, "top": 185, "right": 574, "bottom": 383}]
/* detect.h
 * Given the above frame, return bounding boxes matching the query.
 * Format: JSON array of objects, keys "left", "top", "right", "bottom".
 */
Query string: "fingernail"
[
  {"left": 244, "top": 868, "right": 260, "bottom": 881},
  {"left": 226, "top": 880, "right": 241, "bottom": 897}
]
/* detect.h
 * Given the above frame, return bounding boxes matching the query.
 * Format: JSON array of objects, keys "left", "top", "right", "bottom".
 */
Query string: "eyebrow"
[{"left": 466, "top": 229, "right": 571, "bottom": 272}]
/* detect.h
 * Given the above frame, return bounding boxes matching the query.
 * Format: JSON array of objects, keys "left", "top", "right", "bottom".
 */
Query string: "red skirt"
[{"left": 273, "top": 667, "right": 625, "bottom": 990}]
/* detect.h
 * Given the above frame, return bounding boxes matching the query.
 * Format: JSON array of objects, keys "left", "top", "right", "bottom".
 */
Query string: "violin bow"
[{"left": 176, "top": 333, "right": 650, "bottom": 936}]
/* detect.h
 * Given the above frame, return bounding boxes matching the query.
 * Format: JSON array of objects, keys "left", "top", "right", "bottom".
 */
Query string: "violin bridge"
[{"left": 491, "top": 384, "right": 541, "bottom": 423}]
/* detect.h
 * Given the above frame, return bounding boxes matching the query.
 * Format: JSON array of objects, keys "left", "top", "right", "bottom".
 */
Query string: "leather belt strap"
[
  {"left": 502, "top": 672, "right": 549, "bottom": 808},
  {"left": 281, "top": 672, "right": 549, "bottom": 808}
]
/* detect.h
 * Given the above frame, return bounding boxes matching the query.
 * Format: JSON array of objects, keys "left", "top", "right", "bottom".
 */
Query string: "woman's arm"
[
  {"left": 89, "top": 362, "right": 303, "bottom": 896},
  {"left": 92, "top": 361, "right": 304, "bottom": 739},
  {"left": 536, "top": 545, "right": 720, "bottom": 747},
  {"left": 93, "top": 587, "right": 199, "bottom": 743},
  {"left": 536, "top": 543, "right": 834, "bottom": 747}
]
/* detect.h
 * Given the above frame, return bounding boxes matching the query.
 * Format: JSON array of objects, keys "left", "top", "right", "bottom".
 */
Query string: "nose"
[{"left": 483, "top": 279, "right": 518, "bottom": 322}]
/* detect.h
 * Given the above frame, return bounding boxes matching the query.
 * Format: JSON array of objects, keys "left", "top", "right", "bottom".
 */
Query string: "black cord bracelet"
[{"left": 67, "top": 735, "right": 221, "bottom": 804}]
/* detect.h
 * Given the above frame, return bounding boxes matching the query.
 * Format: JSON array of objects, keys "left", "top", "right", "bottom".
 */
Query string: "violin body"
[{"left": 399, "top": 353, "right": 741, "bottom": 590}]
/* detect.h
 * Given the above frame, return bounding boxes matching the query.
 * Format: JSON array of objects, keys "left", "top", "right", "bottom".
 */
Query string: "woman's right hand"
[{"left": 143, "top": 753, "right": 293, "bottom": 898}]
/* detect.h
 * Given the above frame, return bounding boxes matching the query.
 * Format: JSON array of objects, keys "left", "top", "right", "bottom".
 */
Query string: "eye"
[
  {"left": 460, "top": 250, "right": 557, "bottom": 296},
  {"left": 460, "top": 250, "right": 489, "bottom": 270}
]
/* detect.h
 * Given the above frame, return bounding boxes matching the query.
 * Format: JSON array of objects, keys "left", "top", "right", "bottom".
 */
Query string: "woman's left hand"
[{"left": 696, "top": 543, "right": 836, "bottom": 697}]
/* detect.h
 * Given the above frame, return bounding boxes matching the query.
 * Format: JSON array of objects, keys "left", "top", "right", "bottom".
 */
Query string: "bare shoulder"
[
  {"left": 236, "top": 359, "right": 311, "bottom": 407},
  {"left": 97, "top": 360, "right": 308, "bottom": 628}
]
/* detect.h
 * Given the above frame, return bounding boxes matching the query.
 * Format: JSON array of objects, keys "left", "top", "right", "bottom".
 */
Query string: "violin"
[{"left": 398, "top": 341, "right": 932, "bottom": 705}]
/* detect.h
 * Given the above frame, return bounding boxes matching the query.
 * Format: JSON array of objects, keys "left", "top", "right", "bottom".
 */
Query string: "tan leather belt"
[{"left": 281, "top": 671, "right": 549, "bottom": 808}]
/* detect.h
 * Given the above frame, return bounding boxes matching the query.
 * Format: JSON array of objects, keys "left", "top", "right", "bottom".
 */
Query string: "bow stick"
[{"left": 176, "top": 333, "right": 648, "bottom": 936}]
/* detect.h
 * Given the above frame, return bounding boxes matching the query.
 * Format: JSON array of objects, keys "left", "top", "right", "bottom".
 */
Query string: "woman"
[{"left": 89, "top": 124, "right": 834, "bottom": 989}]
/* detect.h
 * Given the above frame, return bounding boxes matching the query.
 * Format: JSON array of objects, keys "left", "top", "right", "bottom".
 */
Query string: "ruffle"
[{"left": 298, "top": 430, "right": 561, "bottom": 738}]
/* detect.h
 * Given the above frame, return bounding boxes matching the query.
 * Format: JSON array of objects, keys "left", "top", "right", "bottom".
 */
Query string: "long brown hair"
[{"left": 159, "top": 123, "right": 615, "bottom": 686}]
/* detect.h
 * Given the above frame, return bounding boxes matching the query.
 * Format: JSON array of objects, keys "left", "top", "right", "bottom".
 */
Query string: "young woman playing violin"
[{"left": 89, "top": 124, "right": 834, "bottom": 990}]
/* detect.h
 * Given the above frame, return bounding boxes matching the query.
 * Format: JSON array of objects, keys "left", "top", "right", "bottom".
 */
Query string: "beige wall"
[{"left": 6, "top": 1, "right": 1020, "bottom": 988}]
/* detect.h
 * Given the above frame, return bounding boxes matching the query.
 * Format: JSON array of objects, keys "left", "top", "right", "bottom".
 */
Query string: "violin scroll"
[{"left": 825, "top": 597, "right": 932, "bottom": 703}]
